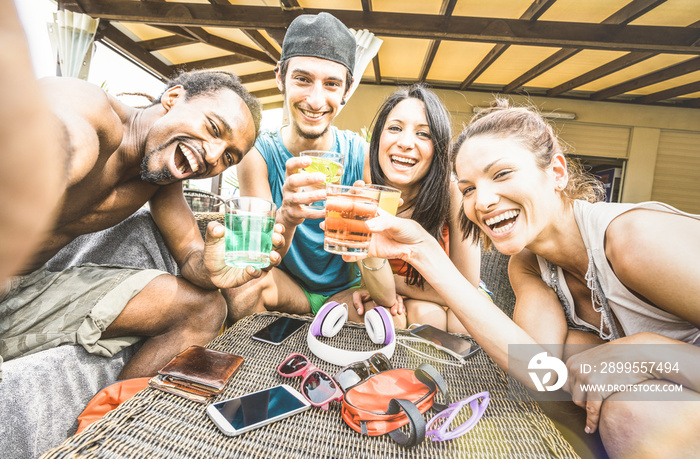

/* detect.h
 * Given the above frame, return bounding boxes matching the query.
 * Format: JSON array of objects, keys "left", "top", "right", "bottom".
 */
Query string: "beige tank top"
[{"left": 537, "top": 200, "right": 700, "bottom": 344}]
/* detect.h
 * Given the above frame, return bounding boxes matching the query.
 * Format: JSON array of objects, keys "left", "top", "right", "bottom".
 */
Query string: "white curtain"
[{"left": 47, "top": 10, "right": 99, "bottom": 79}]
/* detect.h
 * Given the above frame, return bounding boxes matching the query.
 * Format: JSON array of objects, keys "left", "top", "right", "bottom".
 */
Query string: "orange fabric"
[
  {"left": 341, "top": 368, "right": 436, "bottom": 436},
  {"left": 75, "top": 377, "right": 151, "bottom": 434},
  {"left": 389, "top": 223, "right": 449, "bottom": 276}
]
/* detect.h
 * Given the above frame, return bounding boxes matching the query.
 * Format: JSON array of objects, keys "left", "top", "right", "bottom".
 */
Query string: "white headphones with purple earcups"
[{"left": 307, "top": 301, "right": 396, "bottom": 367}]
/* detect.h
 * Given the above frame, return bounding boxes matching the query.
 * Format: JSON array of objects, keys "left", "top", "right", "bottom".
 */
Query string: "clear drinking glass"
[
  {"left": 224, "top": 197, "right": 277, "bottom": 268},
  {"left": 364, "top": 184, "right": 401, "bottom": 216},
  {"left": 299, "top": 150, "right": 345, "bottom": 209},
  {"left": 324, "top": 185, "right": 380, "bottom": 255}
]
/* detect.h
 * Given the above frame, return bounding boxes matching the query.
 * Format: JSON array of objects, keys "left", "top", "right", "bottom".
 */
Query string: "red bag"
[{"left": 341, "top": 363, "right": 448, "bottom": 447}]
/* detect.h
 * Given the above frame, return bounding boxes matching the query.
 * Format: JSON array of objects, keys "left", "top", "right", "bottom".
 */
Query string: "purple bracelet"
[{"left": 426, "top": 391, "right": 490, "bottom": 442}]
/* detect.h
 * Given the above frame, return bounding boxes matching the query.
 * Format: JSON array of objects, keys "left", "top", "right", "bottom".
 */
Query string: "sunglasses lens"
[
  {"left": 303, "top": 372, "right": 338, "bottom": 404},
  {"left": 334, "top": 368, "right": 363, "bottom": 392},
  {"left": 369, "top": 353, "right": 391, "bottom": 372},
  {"left": 280, "top": 355, "right": 307, "bottom": 375}
]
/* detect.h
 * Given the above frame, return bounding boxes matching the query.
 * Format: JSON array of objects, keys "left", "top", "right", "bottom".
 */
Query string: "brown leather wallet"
[{"left": 149, "top": 345, "right": 244, "bottom": 402}]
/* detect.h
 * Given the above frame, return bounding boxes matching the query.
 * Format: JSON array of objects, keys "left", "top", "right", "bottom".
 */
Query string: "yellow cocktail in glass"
[
  {"left": 365, "top": 184, "right": 401, "bottom": 216},
  {"left": 300, "top": 150, "right": 345, "bottom": 209}
]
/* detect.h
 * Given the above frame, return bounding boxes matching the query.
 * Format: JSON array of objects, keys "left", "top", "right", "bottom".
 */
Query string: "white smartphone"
[
  {"left": 206, "top": 384, "right": 311, "bottom": 436},
  {"left": 410, "top": 324, "right": 480, "bottom": 359},
  {"left": 251, "top": 317, "right": 306, "bottom": 345}
]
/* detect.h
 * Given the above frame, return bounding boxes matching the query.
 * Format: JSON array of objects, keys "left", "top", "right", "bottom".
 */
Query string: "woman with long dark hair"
[{"left": 349, "top": 85, "right": 481, "bottom": 332}]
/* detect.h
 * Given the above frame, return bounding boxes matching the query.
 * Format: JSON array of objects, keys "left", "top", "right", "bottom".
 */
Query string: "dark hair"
[
  {"left": 159, "top": 70, "right": 262, "bottom": 137},
  {"left": 277, "top": 59, "right": 353, "bottom": 97},
  {"left": 370, "top": 84, "right": 453, "bottom": 287},
  {"left": 453, "top": 97, "right": 605, "bottom": 249}
]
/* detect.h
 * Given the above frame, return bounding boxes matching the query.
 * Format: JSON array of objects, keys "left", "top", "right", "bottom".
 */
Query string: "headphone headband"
[{"left": 307, "top": 302, "right": 396, "bottom": 367}]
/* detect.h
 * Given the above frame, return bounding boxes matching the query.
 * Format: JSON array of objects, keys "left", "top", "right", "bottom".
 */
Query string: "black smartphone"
[
  {"left": 251, "top": 317, "right": 306, "bottom": 345},
  {"left": 206, "top": 384, "right": 311, "bottom": 436},
  {"left": 410, "top": 324, "right": 480, "bottom": 359}
]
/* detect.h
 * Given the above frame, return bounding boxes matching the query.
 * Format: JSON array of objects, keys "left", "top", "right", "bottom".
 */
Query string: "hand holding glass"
[
  {"left": 299, "top": 150, "right": 345, "bottom": 209},
  {"left": 224, "top": 197, "right": 276, "bottom": 269},
  {"left": 324, "top": 185, "right": 380, "bottom": 255}
]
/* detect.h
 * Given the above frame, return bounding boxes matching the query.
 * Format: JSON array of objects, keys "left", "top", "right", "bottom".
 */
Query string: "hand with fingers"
[
  {"left": 278, "top": 156, "right": 328, "bottom": 227},
  {"left": 202, "top": 220, "right": 286, "bottom": 288},
  {"left": 352, "top": 287, "right": 405, "bottom": 316},
  {"left": 564, "top": 339, "right": 655, "bottom": 434}
]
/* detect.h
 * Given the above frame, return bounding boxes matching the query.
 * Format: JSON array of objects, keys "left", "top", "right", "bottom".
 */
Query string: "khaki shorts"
[{"left": 0, "top": 263, "right": 166, "bottom": 375}]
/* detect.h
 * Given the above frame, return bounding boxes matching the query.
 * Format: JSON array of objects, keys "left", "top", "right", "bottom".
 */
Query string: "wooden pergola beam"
[
  {"left": 418, "top": 0, "right": 457, "bottom": 82},
  {"left": 637, "top": 80, "right": 700, "bottom": 104},
  {"left": 546, "top": 52, "right": 655, "bottom": 97},
  {"left": 58, "top": 1, "right": 700, "bottom": 54},
  {"left": 98, "top": 22, "right": 172, "bottom": 80},
  {"left": 591, "top": 56, "right": 700, "bottom": 100},
  {"left": 459, "top": 0, "right": 557, "bottom": 90},
  {"left": 503, "top": 0, "right": 668, "bottom": 94}
]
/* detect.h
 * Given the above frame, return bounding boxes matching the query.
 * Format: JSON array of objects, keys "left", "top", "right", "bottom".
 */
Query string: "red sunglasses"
[{"left": 277, "top": 353, "right": 343, "bottom": 411}]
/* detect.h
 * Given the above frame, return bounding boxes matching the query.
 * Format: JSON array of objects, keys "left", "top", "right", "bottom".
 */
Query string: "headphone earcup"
[
  {"left": 316, "top": 302, "right": 347, "bottom": 337},
  {"left": 365, "top": 307, "right": 393, "bottom": 345}
]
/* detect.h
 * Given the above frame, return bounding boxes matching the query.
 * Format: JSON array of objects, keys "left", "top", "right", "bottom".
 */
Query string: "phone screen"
[
  {"left": 208, "top": 385, "right": 310, "bottom": 435},
  {"left": 410, "top": 325, "right": 478, "bottom": 358},
  {"left": 251, "top": 317, "right": 306, "bottom": 345}
]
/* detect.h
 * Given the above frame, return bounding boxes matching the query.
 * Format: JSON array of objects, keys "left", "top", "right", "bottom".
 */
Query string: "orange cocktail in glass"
[{"left": 324, "top": 185, "right": 380, "bottom": 255}]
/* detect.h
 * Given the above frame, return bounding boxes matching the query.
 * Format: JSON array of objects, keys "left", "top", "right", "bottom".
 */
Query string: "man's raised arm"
[{"left": 0, "top": 1, "right": 66, "bottom": 281}]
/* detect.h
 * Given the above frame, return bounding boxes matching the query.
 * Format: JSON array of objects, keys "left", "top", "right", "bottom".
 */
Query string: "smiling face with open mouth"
[
  {"left": 377, "top": 98, "right": 435, "bottom": 190},
  {"left": 141, "top": 87, "right": 256, "bottom": 185},
  {"left": 280, "top": 56, "right": 348, "bottom": 141},
  {"left": 455, "top": 135, "right": 563, "bottom": 255}
]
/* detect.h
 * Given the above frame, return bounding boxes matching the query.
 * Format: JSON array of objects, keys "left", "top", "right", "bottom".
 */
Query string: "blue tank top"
[{"left": 256, "top": 127, "right": 365, "bottom": 295}]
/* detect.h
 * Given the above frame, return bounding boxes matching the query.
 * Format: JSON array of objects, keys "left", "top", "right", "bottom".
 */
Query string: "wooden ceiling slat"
[
  {"left": 521, "top": 0, "right": 558, "bottom": 22},
  {"left": 239, "top": 71, "right": 276, "bottom": 84},
  {"left": 140, "top": 35, "right": 194, "bottom": 51},
  {"left": 252, "top": 88, "right": 283, "bottom": 99},
  {"left": 372, "top": 56, "right": 381, "bottom": 85},
  {"left": 264, "top": 29, "right": 286, "bottom": 48},
  {"left": 503, "top": 48, "right": 581, "bottom": 93},
  {"left": 637, "top": 80, "right": 700, "bottom": 103},
  {"left": 173, "top": 54, "right": 254, "bottom": 73},
  {"left": 280, "top": 0, "right": 301, "bottom": 10},
  {"left": 206, "top": 32, "right": 276, "bottom": 64},
  {"left": 458, "top": 0, "right": 559, "bottom": 91},
  {"left": 603, "top": 0, "right": 668, "bottom": 26},
  {"left": 459, "top": 44, "right": 508, "bottom": 90},
  {"left": 419, "top": 42, "right": 441, "bottom": 82},
  {"left": 59, "top": 2, "right": 700, "bottom": 55},
  {"left": 546, "top": 52, "right": 655, "bottom": 97},
  {"left": 242, "top": 29, "right": 281, "bottom": 62},
  {"left": 149, "top": 25, "right": 200, "bottom": 40},
  {"left": 684, "top": 98, "right": 700, "bottom": 108},
  {"left": 591, "top": 56, "right": 700, "bottom": 100},
  {"left": 171, "top": 26, "right": 276, "bottom": 63},
  {"left": 98, "top": 22, "right": 172, "bottom": 80},
  {"left": 503, "top": 0, "right": 668, "bottom": 94},
  {"left": 418, "top": 0, "right": 457, "bottom": 82}
]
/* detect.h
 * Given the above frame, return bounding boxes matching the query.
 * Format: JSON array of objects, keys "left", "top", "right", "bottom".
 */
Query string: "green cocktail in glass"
[{"left": 224, "top": 197, "right": 277, "bottom": 268}]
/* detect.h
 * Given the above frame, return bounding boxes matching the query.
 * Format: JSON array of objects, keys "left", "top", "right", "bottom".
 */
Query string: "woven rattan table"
[{"left": 42, "top": 312, "right": 579, "bottom": 458}]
